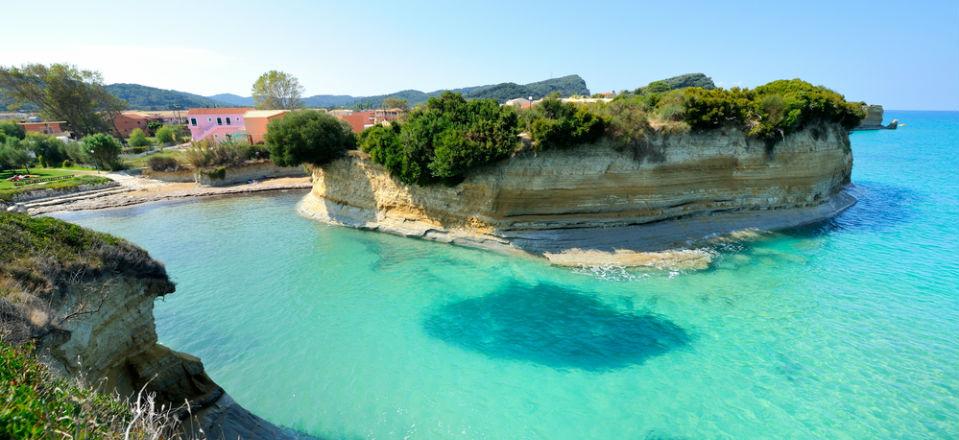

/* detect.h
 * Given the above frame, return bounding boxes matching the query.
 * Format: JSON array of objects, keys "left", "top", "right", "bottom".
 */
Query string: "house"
[
  {"left": 243, "top": 110, "right": 289, "bottom": 144},
  {"left": 113, "top": 112, "right": 151, "bottom": 137},
  {"left": 337, "top": 111, "right": 376, "bottom": 133},
  {"left": 17, "top": 121, "right": 65, "bottom": 135},
  {"left": 504, "top": 97, "right": 533, "bottom": 109},
  {"left": 187, "top": 108, "right": 251, "bottom": 143}
]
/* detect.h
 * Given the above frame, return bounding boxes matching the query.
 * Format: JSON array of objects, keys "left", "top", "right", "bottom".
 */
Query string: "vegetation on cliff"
[
  {"left": 359, "top": 92, "right": 519, "bottom": 185},
  {"left": 0, "top": 341, "right": 189, "bottom": 439},
  {"left": 0, "top": 212, "right": 173, "bottom": 343},
  {"left": 353, "top": 78, "right": 863, "bottom": 186},
  {"left": 266, "top": 110, "right": 356, "bottom": 167}
]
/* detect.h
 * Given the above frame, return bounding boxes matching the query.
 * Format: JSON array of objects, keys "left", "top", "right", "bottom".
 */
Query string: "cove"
[{"left": 54, "top": 111, "right": 959, "bottom": 439}]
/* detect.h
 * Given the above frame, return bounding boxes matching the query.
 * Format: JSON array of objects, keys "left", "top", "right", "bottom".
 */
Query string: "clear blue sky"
[{"left": 4, "top": 0, "right": 958, "bottom": 109}]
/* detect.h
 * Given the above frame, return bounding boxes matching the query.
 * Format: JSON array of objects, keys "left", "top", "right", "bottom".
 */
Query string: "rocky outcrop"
[
  {"left": 10, "top": 249, "right": 296, "bottom": 438},
  {"left": 145, "top": 161, "right": 308, "bottom": 186},
  {"left": 301, "top": 123, "right": 856, "bottom": 268},
  {"left": 853, "top": 104, "right": 897, "bottom": 130}
]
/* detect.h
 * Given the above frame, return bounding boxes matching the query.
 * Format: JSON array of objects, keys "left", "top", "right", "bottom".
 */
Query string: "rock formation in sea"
[
  {"left": 854, "top": 104, "right": 898, "bottom": 130},
  {"left": 0, "top": 214, "right": 296, "bottom": 439},
  {"left": 300, "top": 122, "right": 856, "bottom": 268}
]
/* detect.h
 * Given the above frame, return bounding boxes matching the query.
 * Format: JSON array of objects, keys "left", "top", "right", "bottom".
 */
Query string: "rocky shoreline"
[{"left": 300, "top": 123, "right": 856, "bottom": 269}]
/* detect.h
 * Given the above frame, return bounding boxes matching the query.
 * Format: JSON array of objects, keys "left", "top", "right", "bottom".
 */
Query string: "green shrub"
[
  {"left": 22, "top": 133, "right": 67, "bottom": 167},
  {"left": 185, "top": 139, "right": 251, "bottom": 169},
  {"left": 146, "top": 155, "right": 180, "bottom": 172},
  {"left": 0, "top": 121, "right": 25, "bottom": 140},
  {"left": 81, "top": 133, "right": 123, "bottom": 171},
  {"left": 359, "top": 123, "right": 404, "bottom": 174},
  {"left": 527, "top": 95, "right": 606, "bottom": 150},
  {"left": 155, "top": 125, "right": 178, "bottom": 146},
  {"left": 127, "top": 128, "right": 150, "bottom": 148},
  {"left": 266, "top": 110, "right": 355, "bottom": 167},
  {"left": 361, "top": 92, "right": 519, "bottom": 185},
  {"left": 0, "top": 137, "right": 33, "bottom": 172}
]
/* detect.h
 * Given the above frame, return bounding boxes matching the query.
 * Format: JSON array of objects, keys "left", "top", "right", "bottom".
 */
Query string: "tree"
[
  {"left": 0, "top": 121, "right": 25, "bottom": 139},
  {"left": 22, "top": 133, "right": 66, "bottom": 167},
  {"left": 0, "top": 64, "right": 126, "bottom": 137},
  {"left": 128, "top": 128, "right": 150, "bottom": 147},
  {"left": 82, "top": 133, "right": 122, "bottom": 171},
  {"left": 265, "top": 111, "right": 355, "bottom": 166},
  {"left": 0, "top": 138, "right": 33, "bottom": 172},
  {"left": 251, "top": 70, "right": 304, "bottom": 110},
  {"left": 155, "top": 125, "right": 178, "bottom": 146},
  {"left": 146, "top": 120, "right": 164, "bottom": 134},
  {"left": 382, "top": 97, "right": 409, "bottom": 111}
]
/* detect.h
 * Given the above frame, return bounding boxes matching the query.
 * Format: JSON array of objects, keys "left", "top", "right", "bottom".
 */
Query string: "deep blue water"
[{"left": 58, "top": 111, "right": 959, "bottom": 439}]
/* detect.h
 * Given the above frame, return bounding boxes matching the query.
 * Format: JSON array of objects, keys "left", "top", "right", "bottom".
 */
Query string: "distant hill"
[
  {"left": 635, "top": 73, "right": 716, "bottom": 94},
  {"left": 209, "top": 74, "right": 591, "bottom": 109},
  {"left": 207, "top": 93, "right": 254, "bottom": 106},
  {"left": 105, "top": 83, "right": 228, "bottom": 110}
]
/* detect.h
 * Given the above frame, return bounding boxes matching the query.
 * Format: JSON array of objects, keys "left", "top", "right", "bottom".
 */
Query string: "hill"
[
  {"left": 104, "top": 83, "right": 227, "bottom": 110},
  {"left": 216, "top": 75, "right": 591, "bottom": 109},
  {"left": 208, "top": 93, "right": 254, "bottom": 106}
]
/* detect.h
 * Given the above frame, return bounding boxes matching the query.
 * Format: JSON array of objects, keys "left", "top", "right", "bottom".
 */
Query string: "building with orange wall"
[
  {"left": 243, "top": 110, "right": 289, "bottom": 144},
  {"left": 17, "top": 121, "right": 65, "bottom": 135},
  {"left": 113, "top": 112, "right": 150, "bottom": 137}
]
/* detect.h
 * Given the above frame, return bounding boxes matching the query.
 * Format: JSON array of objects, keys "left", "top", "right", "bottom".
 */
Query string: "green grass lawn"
[{"left": 0, "top": 168, "right": 113, "bottom": 202}]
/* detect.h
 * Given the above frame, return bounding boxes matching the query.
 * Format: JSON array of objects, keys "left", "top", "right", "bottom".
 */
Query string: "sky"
[{"left": 3, "top": 0, "right": 958, "bottom": 110}]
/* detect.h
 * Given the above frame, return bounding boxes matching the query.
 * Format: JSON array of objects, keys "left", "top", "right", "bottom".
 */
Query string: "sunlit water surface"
[{"left": 57, "top": 111, "right": 959, "bottom": 439}]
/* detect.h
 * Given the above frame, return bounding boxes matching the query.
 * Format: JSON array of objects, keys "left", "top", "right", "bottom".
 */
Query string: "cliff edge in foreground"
[
  {"left": 0, "top": 212, "right": 295, "bottom": 439},
  {"left": 301, "top": 122, "right": 855, "bottom": 268}
]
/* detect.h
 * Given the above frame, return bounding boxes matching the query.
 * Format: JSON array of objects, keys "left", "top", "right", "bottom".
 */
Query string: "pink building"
[{"left": 187, "top": 108, "right": 251, "bottom": 143}]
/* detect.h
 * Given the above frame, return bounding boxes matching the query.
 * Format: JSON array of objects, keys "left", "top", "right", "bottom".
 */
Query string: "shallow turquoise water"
[{"left": 57, "top": 111, "right": 959, "bottom": 439}]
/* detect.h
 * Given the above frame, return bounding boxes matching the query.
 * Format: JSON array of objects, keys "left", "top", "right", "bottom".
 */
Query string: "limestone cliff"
[
  {"left": 854, "top": 104, "right": 897, "bottom": 130},
  {"left": 0, "top": 213, "right": 294, "bottom": 439},
  {"left": 301, "top": 123, "right": 856, "bottom": 267}
]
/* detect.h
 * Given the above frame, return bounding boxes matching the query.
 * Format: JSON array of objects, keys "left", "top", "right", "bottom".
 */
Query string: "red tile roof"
[{"left": 187, "top": 107, "right": 251, "bottom": 115}]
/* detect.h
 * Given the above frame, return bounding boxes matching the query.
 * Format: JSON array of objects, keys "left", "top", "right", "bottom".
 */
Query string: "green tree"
[
  {"left": 252, "top": 70, "right": 304, "bottom": 110},
  {"left": 362, "top": 92, "right": 519, "bottom": 185},
  {"left": 145, "top": 120, "right": 163, "bottom": 134},
  {"left": 0, "top": 138, "right": 33, "bottom": 172},
  {"left": 265, "top": 111, "right": 355, "bottom": 166},
  {"left": 528, "top": 95, "right": 606, "bottom": 149},
  {"left": 22, "top": 133, "right": 66, "bottom": 167},
  {"left": 382, "top": 97, "right": 409, "bottom": 111},
  {"left": 0, "top": 121, "right": 25, "bottom": 139},
  {"left": 81, "top": 133, "right": 122, "bottom": 171},
  {"left": 127, "top": 128, "right": 150, "bottom": 147},
  {"left": 0, "top": 64, "right": 126, "bottom": 137},
  {"left": 155, "top": 125, "right": 178, "bottom": 146}
]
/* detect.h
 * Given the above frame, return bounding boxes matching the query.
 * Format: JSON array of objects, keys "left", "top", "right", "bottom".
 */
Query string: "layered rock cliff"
[
  {"left": 0, "top": 213, "right": 294, "bottom": 439},
  {"left": 301, "top": 123, "right": 855, "bottom": 267}
]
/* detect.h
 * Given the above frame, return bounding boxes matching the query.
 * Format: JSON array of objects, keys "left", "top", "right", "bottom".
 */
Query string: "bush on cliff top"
[
  {"left": 266, "top": 110, "right": 356, "bottom": 167},
  {"left": 355, "top": 79, "right": 863, "bottom": 186},
  {"left": 359, "top": 92, "right": 519, "bottom": 185}
]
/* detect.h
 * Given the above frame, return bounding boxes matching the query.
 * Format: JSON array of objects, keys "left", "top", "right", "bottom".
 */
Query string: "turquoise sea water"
[{"left": 57, "top": 111, "right": 959, "bottom": 439}]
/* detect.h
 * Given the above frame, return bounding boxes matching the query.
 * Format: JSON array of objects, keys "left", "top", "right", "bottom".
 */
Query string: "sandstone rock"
[{"left": 302, "top": 123, "right": 855, "bottom": 268}]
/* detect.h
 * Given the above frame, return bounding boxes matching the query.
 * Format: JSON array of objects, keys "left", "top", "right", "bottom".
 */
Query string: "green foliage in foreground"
[
  {"left": 359, "top": 92, "right": 519, "bottom": 185},
  {"left": 155, "top": 125, "right": 179, "bottom": 145},
  {"left": 266, "top": 110, "right": 355, "bottom": 167},
  {"left": 0, "top": 342, "right": 131, "bottom": 439}
]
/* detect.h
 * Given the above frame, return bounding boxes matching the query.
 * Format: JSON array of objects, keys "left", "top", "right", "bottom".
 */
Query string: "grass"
[
  {"left": 0, "top": 342, "right": 130, "bottom": 439},
  {"left": 124, "top": 150, "right": 190, "bottom": 170},
  {"left": 0, "top": 168, "right": 113, "bottom": 202}
]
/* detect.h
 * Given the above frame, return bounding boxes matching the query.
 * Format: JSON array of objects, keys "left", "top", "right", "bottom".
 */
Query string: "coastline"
[
  {"left": 297, "top": 188, "right": 857, "bottom": 270},
  {"left": 29, "top": 176, "right": 313, "bottom": 215}
]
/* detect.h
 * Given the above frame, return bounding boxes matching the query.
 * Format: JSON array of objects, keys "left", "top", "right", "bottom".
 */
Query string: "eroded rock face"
[
  {"left": 855, "top": 105, "right": 886, "bottom": 130},
  {"left": 34, "top": 274, "right": 295, "bottom": 439},
  {"left": 302, "top": 123, "right": 855, "bottom": 267}
]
